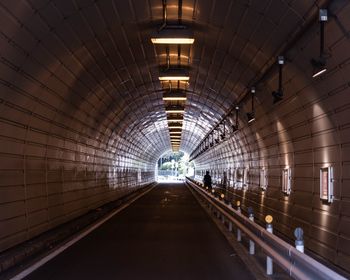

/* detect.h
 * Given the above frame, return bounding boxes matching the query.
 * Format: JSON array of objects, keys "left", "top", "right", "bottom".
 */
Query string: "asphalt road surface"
[{"left": 25, "top": 183, "right": 255, "bottom": 280}]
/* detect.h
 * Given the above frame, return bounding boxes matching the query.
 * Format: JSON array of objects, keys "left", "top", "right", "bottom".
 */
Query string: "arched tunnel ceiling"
[{"left": 0, "top": 0, "right": 336, "bottom": 162}]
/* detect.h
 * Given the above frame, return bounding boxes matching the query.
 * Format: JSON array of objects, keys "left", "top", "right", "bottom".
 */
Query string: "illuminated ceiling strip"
[
  {"left": 166, "top": 109, "right": 185, "bottom": 113},
  {"left": 163, "top": 96, "right": 187, "bottom": 101},
  {"left": 167, "top": 119, "right": 183, "bottom": 122},
  {"left": 151, "top": 38, "right": 194, "bottom": 44},
  {"left": 151, "top": 28, "right": 194, "bottom": 45},
  {"left": 159, "top": 76, "right": 189, "bottom": 81}
]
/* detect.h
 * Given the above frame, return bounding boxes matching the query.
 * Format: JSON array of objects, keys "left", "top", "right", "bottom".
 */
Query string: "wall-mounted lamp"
[
  {"left": 210, "top": 132, "right": 214, "bottom": 147},
  {"left": 232, "top": 106, "right": 239, "bottom": 132},
  {"left": 220, "top": 121, "right": 226, "bottom": 140},
  {"left": 311, "top": 9, "right": 328, "bottom": 78},
  {"left": 272, "top": 56, "right": 284, "bottom": 104},
  {"left": 247, "top": 87, "right": 255, "bottom": 123},
  {"left": 215, "top": 129, "right": 220, "bottom": 144}
]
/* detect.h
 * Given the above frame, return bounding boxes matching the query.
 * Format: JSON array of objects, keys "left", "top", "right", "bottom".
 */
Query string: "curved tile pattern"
[{"left": 0, "top": 0, "right": 349, "bottom": 273}]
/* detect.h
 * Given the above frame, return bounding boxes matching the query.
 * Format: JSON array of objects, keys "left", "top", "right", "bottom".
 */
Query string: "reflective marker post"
[
  {"left": 220, "top": 194, "right": 225, "bottom": 223},
  {"left": 294, "top": 227, "right": 304, "bottom": 253},
  {"left": 248, "top": 207, "right": 255, "bottom": 255},
  {"left": 237, "top": 201, "right": 242, "bottom": 242},
  {"left": 265, "top": 215, "right": 273, "bottom": 275}
]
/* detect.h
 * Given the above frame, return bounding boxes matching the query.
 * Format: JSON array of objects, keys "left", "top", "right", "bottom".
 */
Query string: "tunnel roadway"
[{"left": 23, "top": 182, "right": 254, "bottom": 280}]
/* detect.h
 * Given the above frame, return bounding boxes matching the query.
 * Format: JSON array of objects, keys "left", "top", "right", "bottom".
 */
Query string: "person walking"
[{"left": 203, "top": 171, "right": 212, "bottom": 192}]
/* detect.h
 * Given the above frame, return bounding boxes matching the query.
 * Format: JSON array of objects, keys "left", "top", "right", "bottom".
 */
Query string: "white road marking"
[{"left": 10, "top": 185, "right": 156, "bottom": 280}]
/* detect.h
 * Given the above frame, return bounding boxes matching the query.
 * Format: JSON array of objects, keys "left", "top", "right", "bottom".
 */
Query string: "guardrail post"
[
  {"left": 236, "top": 201, "right": 242, "bottom": 242},
  {"left": 220, "top": 194, "right": 225, "bottom": 223},
  {"left": 265, "top": 215, "right": 273, "bottom": 275},
  {"left": 294, "top": 227, "right": 304, "bottom": 253},
  {"left": 248, "top": 207, "right": 255, "bottom": 255}
]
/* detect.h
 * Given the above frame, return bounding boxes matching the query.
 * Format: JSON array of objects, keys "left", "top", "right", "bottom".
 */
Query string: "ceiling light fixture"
[
  {"left": 311, "top": 9, "right": 328, "bottom": 78},
  {"left": 159, "top": 68, "right": 190, "bottom": 81},
  {"left": 169, "top": 126, "right": 182, "bottom": 129},
  {"left": 272, "top": 56, "right": 284, "bottom": 104},
  {"left": 159, "top": 76, "right": 189, "bottom": 81},
  {"left": 151, "top": 1, "right": 194, "bottom": 45},
  {"left": 247, "top": 87, "right": 256, "bottom": 123},
  {"left": 169, "top": 131, "right": 182, "bottom": 134},
  {"left": 163, "top": 90, "right": 187, "bottom": 101},
  {"left": 232, "top": 106, "right": 239, "bottom": 132},
  {"left": 166, "top": 109, "right": 185, "bottom": 113},
  {"left": 151, "top": 28, "right": 194, "bottom": 45},
  {"left": 167, "top": 118, "right": 183, "bottom": 122},
  {"left": 163, "top": 96, "right": 187, "bottom": 101},
  {"left": 165, "top": 105, "right": 185, "bottom": 114}
]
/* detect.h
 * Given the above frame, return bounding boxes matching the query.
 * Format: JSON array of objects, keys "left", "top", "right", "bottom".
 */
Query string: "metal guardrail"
[{"left": 186, "top": 178, "right": 347, "bottom": 280}]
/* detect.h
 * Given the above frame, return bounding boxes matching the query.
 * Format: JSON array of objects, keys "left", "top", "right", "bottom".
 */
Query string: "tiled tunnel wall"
[
  {"left": 193, "top": 56, "right": 350, "bottom": 271},
  {"left": 0, "top": 21, "right": 160, "bottom": 254},
  {"left": 0, "top": 0, "right": 349, "bottom": 276},
  {"left": 0, "top": 107, "right": 155, "bottom": 252},
  {"left": 191, "top": 2, "right": 350, "bottom": 272}
]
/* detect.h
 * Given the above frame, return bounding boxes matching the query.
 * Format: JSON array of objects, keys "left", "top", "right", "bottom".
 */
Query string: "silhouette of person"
[{"left": 203, "top": 171, "right": 212, "bottom": 192}]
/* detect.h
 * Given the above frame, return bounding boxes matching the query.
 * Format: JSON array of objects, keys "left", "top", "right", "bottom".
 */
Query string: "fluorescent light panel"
[
  {"left": 152, "top": 38, "right": 194, "bottom": 44},
  {"left": 167, "top": 119, "right": 183, "bottom": 122},
  {"left": 151, "top": 28, "right": 194, "bottom": 45},
  {"left": 312, "top": 68, "right": 327, "bottom": 78},
  {"left": 163, "top": 91, "right": 187, "bottom": 101},
  {"left": 166, "top": 109, "right": 185, "bottom": 113},
  {"left": 159, "top": 68, "right": 189, "bottom": 81},
  {"left": 163, "top": 96, "right": 187, "bottom": 101},
  {"left": 159, "top": 76, "right": 189, "bottom": 81}
]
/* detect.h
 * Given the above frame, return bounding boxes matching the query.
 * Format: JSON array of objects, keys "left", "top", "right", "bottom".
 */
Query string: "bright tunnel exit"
[{"left": 156, "top": 151, "right": 195, "bottom": 183}]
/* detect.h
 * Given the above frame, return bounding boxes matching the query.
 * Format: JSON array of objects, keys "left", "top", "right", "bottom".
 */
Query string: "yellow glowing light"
[
  {"left": 159, "top": 76, "right": 189, "bottom": 81},
  {"left": 168, "top": 126, "right": 182, "bottom": 129},
  {"left": 168, "top": 119, "right": 183, "bottom": 122},
  {"left": 151, "top": 38, "right": 194, "bottom": 44},
  {"left": 166, "top": 109, "right": 185, "bottom": 113},
  {"left": 163, "top": 96, "right": 187, "bottom": 101},
  {"left": 265, "top": 215, "right": 273, "bottom": 224}
]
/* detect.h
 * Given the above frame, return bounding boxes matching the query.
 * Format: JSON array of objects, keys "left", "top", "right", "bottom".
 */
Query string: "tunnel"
[{"left": 0, "top": 0, "right": 350, "bottom": 279}]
